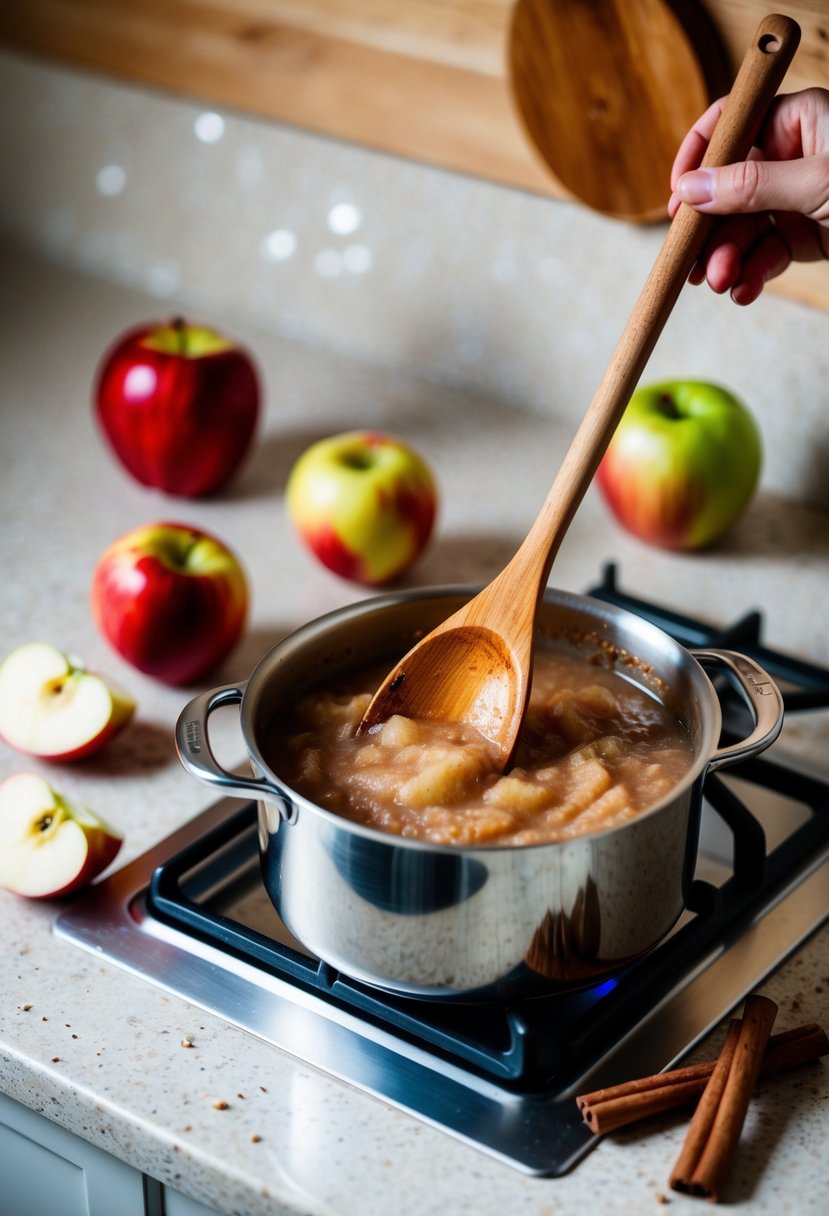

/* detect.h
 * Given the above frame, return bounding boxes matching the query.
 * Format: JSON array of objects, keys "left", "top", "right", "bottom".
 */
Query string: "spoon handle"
[{"left": 513, "top": 12, "right": 800, "bottom": 593}]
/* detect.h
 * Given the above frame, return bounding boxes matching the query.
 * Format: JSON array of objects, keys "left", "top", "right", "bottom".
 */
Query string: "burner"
[
  {"left": 54, "top": 566, "right": 829, "bottom": 1175},
  {"left": 589, "top": 563, "right": 829, "bottom": 712}
]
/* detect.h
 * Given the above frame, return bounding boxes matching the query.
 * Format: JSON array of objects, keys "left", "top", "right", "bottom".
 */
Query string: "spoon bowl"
[
  {"left": 360, "top": 14, "right": 800, "bottom": 766},
  {"left": 358, "top": 604, "right": 529, "bottom": 766}
]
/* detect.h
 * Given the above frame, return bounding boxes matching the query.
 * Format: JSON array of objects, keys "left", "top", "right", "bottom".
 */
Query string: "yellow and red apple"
[
  {"left": 91, "top": 522, "right": 248, "bottom": 685},
  {"left": 286, "top": 431, "right": 438, "bottom": 585},
  {"left": 0, "top": 642, "right": 135, "bottom": 761},
  {"left": 597, "top": 380, "right": 762, "bottom": 550},
  {"left": 0, "top": 772, "right": 122, "bottom": 899},
  {"left": 94, "top": 318, "right": 260, "bottom": 497}
]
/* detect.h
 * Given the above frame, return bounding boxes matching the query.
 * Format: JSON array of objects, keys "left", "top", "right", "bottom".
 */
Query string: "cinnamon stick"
[
  {"left": 577, "top": 1022, "right": 828, "bottom": 1135},
  {"left": 670, "top": 993, "right": 778, "bottom": 1202}
]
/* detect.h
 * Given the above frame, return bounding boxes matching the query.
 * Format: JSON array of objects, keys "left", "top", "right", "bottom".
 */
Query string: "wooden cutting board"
[{"left": 508, "top": 0, "right": 729, "bottom": 223}]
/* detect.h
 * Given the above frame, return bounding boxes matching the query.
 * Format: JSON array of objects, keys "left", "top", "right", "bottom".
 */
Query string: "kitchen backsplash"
[{"left": 1, "top": 49, "right": 827, "bottom": 510}]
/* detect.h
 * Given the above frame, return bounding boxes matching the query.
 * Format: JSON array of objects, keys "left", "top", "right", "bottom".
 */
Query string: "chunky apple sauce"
[{"left": 265, "top": 648, "right": 695, "bottom": 847}]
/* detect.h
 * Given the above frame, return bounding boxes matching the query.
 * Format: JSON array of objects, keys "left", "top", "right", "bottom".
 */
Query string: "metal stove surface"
[{"left": 53, "top": 571, "right": 829, "bottom": 1176}]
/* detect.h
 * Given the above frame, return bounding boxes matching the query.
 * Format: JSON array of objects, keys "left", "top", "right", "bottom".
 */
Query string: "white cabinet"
[
  {"left": 0, "top": 1091, "right": 147, "bottom": 1216},
  {"left": 162, "top": 1187, "right": 228, "bottom": 1216},
  {"left": 0, "top": 1092, "right": 221, "bottom": 1216}
]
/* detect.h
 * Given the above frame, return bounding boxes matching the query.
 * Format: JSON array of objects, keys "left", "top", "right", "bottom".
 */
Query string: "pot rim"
[{"left": 240, "top": 583, "right": 722, "bottom": 854}]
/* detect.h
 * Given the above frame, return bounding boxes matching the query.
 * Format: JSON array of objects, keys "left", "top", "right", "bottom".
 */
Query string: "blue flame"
[{"left": 592, "top": 977, "right": 619, "bottom": 998}]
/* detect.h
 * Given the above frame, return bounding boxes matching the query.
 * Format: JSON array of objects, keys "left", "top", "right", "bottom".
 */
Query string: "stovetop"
[{"left": 54, "top": 566, "right": 829, "bottom": 1176}]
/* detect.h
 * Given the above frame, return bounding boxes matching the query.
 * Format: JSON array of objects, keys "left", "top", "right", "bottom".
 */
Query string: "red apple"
[
  {"left": 0, "top": 642, "right": 135, "bottom": 761},
  {"left": 91, "top": 522, "right": 248, "bottom": 685},
  {"left": 286, "top": 431, "right": 438, "bottom": 585},
  {"left": 0, "top": 772, "right": 122, "bottom": 899},
  {"left": 597, "top": 380, "right": 762, "bottom": 550},
  {"left": 94, "top": 318, "right": 260, "bottom": 497}
]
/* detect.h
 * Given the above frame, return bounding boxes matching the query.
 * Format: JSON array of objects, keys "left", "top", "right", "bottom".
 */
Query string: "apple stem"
[
  {"left": 172, "top": 317, "right": 187, "bottom": 357},
  {"left": 658, "top": 392, "right": 682, "bottom": 420},
  {"left": 339, "top": 451, "right": 375, "bottom": 471}
]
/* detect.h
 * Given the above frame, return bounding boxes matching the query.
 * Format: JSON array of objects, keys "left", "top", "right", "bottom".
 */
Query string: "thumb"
[{"left": 676, "top": 155, "right": 829, "bottom": 221}]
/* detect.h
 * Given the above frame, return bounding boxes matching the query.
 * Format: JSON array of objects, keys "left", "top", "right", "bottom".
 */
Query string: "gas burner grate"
[
  {"left": 589, "top": 563, "right": 829, "bottom": 711},
  {"left": 146, "top": 756, "right": 829, "bottom": 1091}
]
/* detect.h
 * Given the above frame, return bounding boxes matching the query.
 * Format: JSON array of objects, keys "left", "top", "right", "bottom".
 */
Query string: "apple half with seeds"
[
  {"left": 0, "top": 772, "right": 123, "bottom": 898},
  {"left": 0, "top": 642, "right": 135, "bottom": 761}
]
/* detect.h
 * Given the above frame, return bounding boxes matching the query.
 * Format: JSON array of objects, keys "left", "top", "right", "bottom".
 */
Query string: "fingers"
[
  {"left": 666, "top": 87, "right": 829, "bottom": 302},
  {"left": 669, "top": 87, "right": 829, "bottom": 190},
  {"left": 730, "top": 227, "right": 793, "bottom": 304},
  {"left": 698, "top": 235, "right": 745, "bottom": 294},
  {"left": 758, "top": 87, "right": 829, "bottom": 162},
  {"left": 675, "top": 155, "right": 829, "bottom": 220},
  {"left": 687, "top": 213, "right": 792, "bottom": 304},
  {"left": 670, "top": 99, "right": 725, "bottom": 188}
]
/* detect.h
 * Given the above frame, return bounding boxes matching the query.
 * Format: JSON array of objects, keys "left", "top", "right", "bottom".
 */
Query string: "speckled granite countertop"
[{"left": 0, "top": 242, "right": 827, "bottom": 1215}]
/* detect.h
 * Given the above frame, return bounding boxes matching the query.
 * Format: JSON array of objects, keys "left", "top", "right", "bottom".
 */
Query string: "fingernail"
[{"left": 677, "top": 169, "right": 714, "bottom": 205}]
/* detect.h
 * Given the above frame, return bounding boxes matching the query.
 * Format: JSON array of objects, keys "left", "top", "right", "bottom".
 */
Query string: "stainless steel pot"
[{"left": 175, "top": 586, "right": 783, "bottom": 1000}]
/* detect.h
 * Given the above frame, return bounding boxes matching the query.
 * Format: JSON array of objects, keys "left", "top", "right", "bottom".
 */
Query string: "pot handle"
[
  {"left": 691, "top": 649, "right": 784, "bottom": 773},
  {"left": 175, "top": 683, "right": 286, "bottom": 801}
]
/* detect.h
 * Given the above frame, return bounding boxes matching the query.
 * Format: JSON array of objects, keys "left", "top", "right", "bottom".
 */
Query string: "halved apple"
[
  {"left": 0, "top": 642, "right": 135, "bottom": 761},
  {"left": 0, "top": 772, "right": 123, "bottom": 898}
]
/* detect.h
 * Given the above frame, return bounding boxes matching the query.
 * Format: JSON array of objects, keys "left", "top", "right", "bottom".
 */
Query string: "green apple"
[
  {"left": 597, "top": 380, "right": 762, "bottom": 550},
  {"left": 0, "top": 772, "right": 123, "bottom": 899},
  {"left": 286, "top": 431, "right": 438, "bottom": 585},
  {"left": 0, "top": 642, "right": 135, "bottom": 761}
]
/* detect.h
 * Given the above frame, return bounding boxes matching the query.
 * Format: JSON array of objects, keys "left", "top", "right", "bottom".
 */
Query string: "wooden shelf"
[{"left": 1, "top": 0, "right": 827, "bottom": 308}]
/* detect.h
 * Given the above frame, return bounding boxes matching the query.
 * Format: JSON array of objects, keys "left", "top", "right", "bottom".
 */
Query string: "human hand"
[{"left": 668, "top": 87, "right": 829, "bottom": 304}]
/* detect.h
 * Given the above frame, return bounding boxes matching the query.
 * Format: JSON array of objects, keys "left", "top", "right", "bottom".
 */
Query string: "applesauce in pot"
[{"left": 264, "top": 645, "right": 695, "bottom": 847}]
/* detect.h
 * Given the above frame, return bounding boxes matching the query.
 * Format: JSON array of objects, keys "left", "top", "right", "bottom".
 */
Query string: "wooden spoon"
[{"left": 359, "top": 14, "right": 800, "bottom": 769}]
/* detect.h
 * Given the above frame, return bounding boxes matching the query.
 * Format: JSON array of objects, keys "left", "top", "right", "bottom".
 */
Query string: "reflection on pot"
[
  {"left": 328, "top": 830, "right": 489, "bottom": 914},
  {"left": 525, "top": 876, "right": 603, "bottom": 982}
]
